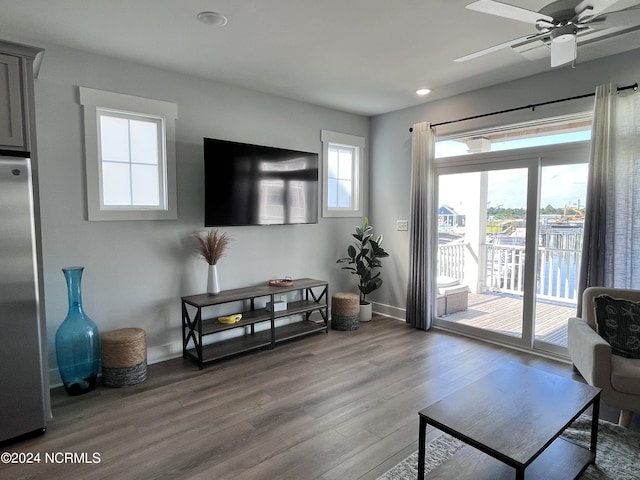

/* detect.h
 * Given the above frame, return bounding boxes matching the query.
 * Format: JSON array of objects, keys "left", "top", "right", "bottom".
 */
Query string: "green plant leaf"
[
  {"left": 337, "top": 217, "right": 389, "bottom": 302},
  {"left": 363, "top": 278, "right": 382, "bottom": 294}
]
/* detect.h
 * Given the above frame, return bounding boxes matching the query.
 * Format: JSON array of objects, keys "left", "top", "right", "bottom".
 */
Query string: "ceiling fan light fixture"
[
  {"left": 458, "top": 0, "right": 639, "bottom": 70},
  {"left": 550, "top": 32, "right": 577, "bottom": 67},
  {"left": 197, "top": 11, "right": 228, "bottom": 26},
  {"left": 553, "top": 33, "right": 576, "bottom": 43}
]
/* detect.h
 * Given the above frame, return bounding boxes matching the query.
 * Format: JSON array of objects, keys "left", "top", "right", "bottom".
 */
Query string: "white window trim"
[
  {"left": 79, "top": 87, "right": 178, "bottom": 221},
  {"left": 321, "top": 130, "right": 365, "bottom": 218}
]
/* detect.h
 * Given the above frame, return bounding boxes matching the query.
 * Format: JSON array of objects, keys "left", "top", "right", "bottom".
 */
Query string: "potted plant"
[
  {"left": 337, "top": 218, "right": 389, "bottom": 321},
  {"left": 193, "top": 229, "right": 231, "bottom": 295}
]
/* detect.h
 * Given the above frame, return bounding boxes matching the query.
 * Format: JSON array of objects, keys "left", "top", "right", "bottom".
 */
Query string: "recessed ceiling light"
[
  {"left": 416, "top": 88, "right": 431, "bottom": 96},
  {"left": 197, "top": 11, "right": 228, "bottom": 26}
]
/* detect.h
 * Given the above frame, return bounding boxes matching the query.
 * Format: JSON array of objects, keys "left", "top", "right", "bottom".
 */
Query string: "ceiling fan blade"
[
  {"left": 550, "top": 34, "right": 577, "bottom": 67},
  {"left": 575, "top": 0, "right": 622, "bottom": 21},
  {"left": 589, "top": 6, "right": 640, "bottom": 27},
  {"left": 513, "top": 40, "right": 550, "bottom": 60},
  {"left": 466, "top": 0, "right": 554, "bottom": 25},
  {"left": 454, "top": 32, "right": 549, "bottom": 62}
]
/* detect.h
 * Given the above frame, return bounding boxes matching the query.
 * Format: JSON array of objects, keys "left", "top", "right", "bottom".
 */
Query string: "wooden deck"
[{"left": 439, "top": 292, "right": 577, "bottom": 347}]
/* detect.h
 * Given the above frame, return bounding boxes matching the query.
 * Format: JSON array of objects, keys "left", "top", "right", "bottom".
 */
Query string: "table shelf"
[{"left": 426, "top": 436, "right": 594, "bottom": 480}]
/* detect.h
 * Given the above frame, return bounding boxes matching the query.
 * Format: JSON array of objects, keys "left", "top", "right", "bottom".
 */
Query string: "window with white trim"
[
  {"left": 321, "top": 130, "right": 364, "bottom": 217},
  {"left": 79, "top": 87, "right": 178, "bottom": 221}
]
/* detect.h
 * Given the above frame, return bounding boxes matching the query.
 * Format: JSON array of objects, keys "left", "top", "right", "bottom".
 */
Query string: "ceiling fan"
[{"left": 456, "top": 0, "right": 640, "bottom": 67}]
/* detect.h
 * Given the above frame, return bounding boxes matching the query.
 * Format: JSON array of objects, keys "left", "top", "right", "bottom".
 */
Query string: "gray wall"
[
  {"left": 368, "top": 48, "right": 640, "bottom": 319},
  {"left": 32, "top": 43, "right": 370, "bottom": 385}
]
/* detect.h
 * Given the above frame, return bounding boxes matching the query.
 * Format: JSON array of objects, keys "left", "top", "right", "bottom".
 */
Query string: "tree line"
[{"left": 487, "top": 204, "right": 569, "bottom": 219}]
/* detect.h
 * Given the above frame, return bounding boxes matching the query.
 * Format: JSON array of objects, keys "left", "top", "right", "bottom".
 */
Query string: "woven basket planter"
[
  {"left": 101, "top": 328, "right": 147, "bottom": 387},
  {"left": 331, "top": 292, "right": 360, "bottom": 331}
]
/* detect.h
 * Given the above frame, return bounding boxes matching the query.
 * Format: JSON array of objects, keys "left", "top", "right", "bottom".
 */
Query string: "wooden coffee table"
[{"left": 417, "top": 363, "right": 601, "bottom": 480}]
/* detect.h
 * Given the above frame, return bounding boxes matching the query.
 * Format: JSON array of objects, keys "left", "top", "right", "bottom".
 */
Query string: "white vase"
[
  {"left": 207, "top": 264, "right": 220, "bottom": 295},
  {"left": 359, "top": 302, "right": 372, "bottom": 322}
]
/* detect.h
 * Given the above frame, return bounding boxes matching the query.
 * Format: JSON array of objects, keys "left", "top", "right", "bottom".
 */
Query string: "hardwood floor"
[{"left": 3, "top": 318, "right": 635, "bottom": 480}]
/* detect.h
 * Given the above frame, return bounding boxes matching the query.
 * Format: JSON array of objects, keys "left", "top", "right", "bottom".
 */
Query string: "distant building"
[{"left": 438, "top": 205, "right": 465, "bottom": 228}]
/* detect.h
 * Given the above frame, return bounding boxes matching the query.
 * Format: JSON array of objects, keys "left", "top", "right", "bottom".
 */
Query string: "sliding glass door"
[
  {"left": 437, "top": 167, "right": 529, "bottom": 341},
  {"left": 433, "top": 143, "right": 589, "bottom": 357},
  {"left": 534, "top": 162, "right": 588, "bottom": 354}
]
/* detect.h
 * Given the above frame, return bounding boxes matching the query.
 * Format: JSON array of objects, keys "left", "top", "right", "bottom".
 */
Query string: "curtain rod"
[{"left": 409, "top": 82, "right": 638, "bottom": 132}]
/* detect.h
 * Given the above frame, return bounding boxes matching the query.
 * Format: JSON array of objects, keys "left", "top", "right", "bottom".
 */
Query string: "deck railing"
[
  {"left": 437, "top": 243, "right": 467, "bottom": 281},
  {"left": 535, "top": 246, "right": 581, "bottom": 302},
  {"left": 486, "top": 244, "right": 525, "bottom": 294},
  {"left": 438, "top": 242, "right": 581, "bottom": 304},
  {"left": 485, "top": 244, "right": 581, "bottom": 302}
]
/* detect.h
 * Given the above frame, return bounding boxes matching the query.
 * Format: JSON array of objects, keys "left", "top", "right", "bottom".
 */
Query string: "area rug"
[{"left": 377, "top": 417, "right": 640, "bottom": 480}]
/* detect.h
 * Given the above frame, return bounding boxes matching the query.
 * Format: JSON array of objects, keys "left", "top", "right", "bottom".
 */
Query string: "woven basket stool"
[
  {"left": 101, "top": 328, "right": 147, "bottom": 387},
  {"left": 331, "top": 292, "right": 360, "bottom": 331}
]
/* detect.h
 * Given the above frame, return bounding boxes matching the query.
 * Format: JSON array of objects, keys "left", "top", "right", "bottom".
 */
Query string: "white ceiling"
[{"left": 1, "top": 0, "right": 639, "bottom": 116}]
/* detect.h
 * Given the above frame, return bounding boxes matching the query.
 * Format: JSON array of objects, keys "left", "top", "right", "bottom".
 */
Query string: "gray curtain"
[
  {"left": 406, "top": 122, "right": 436, "bottom": 330},
  {"left": 577, "top": 83, "right": 640, "bottom": 315}
]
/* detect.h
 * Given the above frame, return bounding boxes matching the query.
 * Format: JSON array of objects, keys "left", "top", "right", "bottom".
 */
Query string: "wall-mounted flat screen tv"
[{"left": 204, "top": 138, "right": 319, "bottom": 226}]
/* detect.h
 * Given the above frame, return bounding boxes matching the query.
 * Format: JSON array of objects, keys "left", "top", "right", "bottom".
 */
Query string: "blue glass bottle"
[{"left": 55, "top": 266, "right": 100, "bottom": 395}]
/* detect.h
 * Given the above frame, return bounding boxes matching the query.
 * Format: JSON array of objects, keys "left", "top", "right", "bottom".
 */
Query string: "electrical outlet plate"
[{"left": 397, "top": 220, "right": 408, "bottom": 231}]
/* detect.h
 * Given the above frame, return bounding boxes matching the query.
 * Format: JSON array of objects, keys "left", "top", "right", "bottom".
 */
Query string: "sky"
[
  {"left": 436, "top": 130, "right": 590, "bottom": 212},
  {"left": 439, "top": 163, "right": 588, "bottom": 213}
]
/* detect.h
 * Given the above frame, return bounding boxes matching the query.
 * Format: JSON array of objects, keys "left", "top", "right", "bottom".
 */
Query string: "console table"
[{"left": 181, "top": 278, "right": 328, "bottom": 369}]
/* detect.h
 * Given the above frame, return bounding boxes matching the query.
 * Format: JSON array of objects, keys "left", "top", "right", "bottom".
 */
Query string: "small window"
[
  {"left": 321, "top": 130, "right": 364, "bottom": 217},
  {"left": 80, "top": 87, "right": 178, "bottom": 221},
  {"left": 98, "top": 109, "right": 163, "bottom": 208}
]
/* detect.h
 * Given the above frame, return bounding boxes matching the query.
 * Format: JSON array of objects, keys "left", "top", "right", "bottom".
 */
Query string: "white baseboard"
[
  {"left": 370, "top": 301, "right": 406, "bottom": 322},
  {"left": 147, "top": 342, "right": 182, "bottom": 365}
]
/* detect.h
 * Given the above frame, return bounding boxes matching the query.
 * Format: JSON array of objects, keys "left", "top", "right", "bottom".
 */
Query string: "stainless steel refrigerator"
[{"left": 0, "top": 150, "right": 50, "bottom": 443}]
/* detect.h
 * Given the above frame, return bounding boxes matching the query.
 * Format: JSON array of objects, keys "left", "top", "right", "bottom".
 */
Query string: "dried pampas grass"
[{"left": 193, "top": 229, "right": 231, "bottom": 265}]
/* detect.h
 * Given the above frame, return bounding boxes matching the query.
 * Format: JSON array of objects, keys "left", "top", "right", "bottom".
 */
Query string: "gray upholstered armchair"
[{"left": 568, "top": 287, "right": 640, "bottom": 427}]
